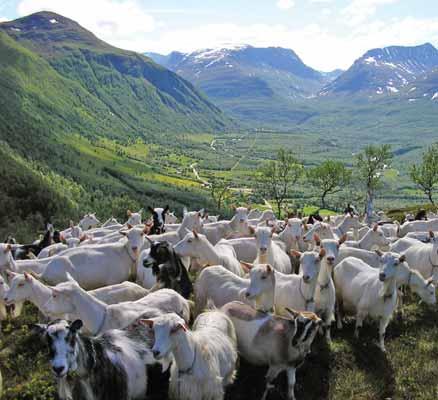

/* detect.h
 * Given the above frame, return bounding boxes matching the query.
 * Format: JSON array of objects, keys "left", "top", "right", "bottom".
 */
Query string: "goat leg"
[{"left": 261, "top": 365, "right": 283, "bottom": 400}]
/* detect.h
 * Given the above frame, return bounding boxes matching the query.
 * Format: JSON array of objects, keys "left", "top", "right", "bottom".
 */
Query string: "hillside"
[
  {"left": 0, "top": 12, "right": 236, "bottom": 239},
  {"left": 146, "top": 45, "right": 331, "bottom": 125}
]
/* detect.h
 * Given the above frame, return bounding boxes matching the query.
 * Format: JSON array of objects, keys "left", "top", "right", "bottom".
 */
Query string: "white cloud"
[
  {"left": 0, "top": 16, "right": 8, "bottom": 22},
  {"left": 342, "top": 0, "right": 399, "bottom": 25},
  {"left": 12, "top": 0, "right": 438, "bottom": 72},
  {"left": 276, "top": 0, "right": 295, "bottom": 10},
  {"left": 135, "top": 15, "right": 438, "bottom": 71},
  {"left": 17, "top": 0, "right": 156, "bottom": 41}
]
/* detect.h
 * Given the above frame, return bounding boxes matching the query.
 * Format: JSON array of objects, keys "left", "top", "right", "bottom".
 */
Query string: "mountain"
[
  {"left": 0, "top": 12, "right": 234, "bottom": 239},
  {"left": 0, "top": 12, "right": 232, "bottom": 137},
  {"left": 320, "top": 43, "right": 438, "bottom": 97},
  {"left": 146, "top": 45, "right": 332, "bottom": 125}
]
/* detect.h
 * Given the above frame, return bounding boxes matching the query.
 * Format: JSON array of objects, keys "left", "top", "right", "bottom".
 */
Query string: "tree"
[
  {"left": 355, "top": 144, "right": 393, "bottom": 224},
  {"left": 257, "top": 149, "right": 303, "bottom": 218},
  {"left": 306, "top": 160, "right": 352, "bottom": 209},
  {"left": 409, "top": 143, "right": 438, "bottom": 206},
  {"left": 209, "top": 177, "right": 231, "bottom": 211}
]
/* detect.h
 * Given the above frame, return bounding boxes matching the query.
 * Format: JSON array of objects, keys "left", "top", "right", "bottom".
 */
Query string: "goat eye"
[
  {"left": 18, "top": 283, "right": 24, "bottom": 287},
  {"left": 261, "top": 276, "right": 267, "bottom": 280},
  {"left": 187, "top": 240, "right": 192, "bottom": 243}
]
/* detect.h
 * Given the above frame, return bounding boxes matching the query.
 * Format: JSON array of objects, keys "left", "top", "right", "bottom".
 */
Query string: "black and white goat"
[
  {"left": 147, "top": 206, "right": 170, "bottom": 235},
  {"left": 143, "top": 240, "right": 193, "bottom": 299},
  {"left": 34, "top": 319, "right": 160, "bottom": 400}
]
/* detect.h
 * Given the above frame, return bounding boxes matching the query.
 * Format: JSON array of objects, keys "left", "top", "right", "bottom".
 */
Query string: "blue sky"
[{"left": 1, "top": 0, "right": 438, "bottom": 70}]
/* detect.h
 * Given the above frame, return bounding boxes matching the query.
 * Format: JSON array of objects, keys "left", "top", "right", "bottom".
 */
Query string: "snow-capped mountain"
[
  {"left": 401, "top": 68, "right": 438, "bottom": 102},
  {"left": 320, "top": 43, "right": 438, "bottom": 97},
  {"left": 145, "top": 44, "right": 337, "bottom": 125}
]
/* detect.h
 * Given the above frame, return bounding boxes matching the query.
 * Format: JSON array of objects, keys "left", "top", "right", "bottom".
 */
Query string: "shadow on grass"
[
  {"left": 225, "top": 336, "right": 333, "bottom": 400},
  {"left": 336, "top": 319, "right": 396, "bottom": 399}
]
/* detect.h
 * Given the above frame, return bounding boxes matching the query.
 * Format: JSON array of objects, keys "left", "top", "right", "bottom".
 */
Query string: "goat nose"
[
  {"left": 303, "top": 275, "right": 310, "bottom": 282},
  {"left": 379, "top": 273, "right": 386, "bottom": 281},
  {"left": 152, "top": 350, "right": 160, "bottom": 358},
  {"left": 245, "top": 292, "right": 250, "bottom": 298},
  {"left": 52, "top": 366, "right": 65, "bottom": 376},
  {"left": 327, "top": 256, "right": 335, "bottom": 263},
  {"left": 260, "top": 247, "right": 267, "bottom": 253}
]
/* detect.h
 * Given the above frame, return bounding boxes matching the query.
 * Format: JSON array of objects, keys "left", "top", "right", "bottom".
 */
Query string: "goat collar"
[
  {"left": 383, "top": 292, "right": 394, "bottom": 302},
  {"left": 178, "top": 347, "right": 197, "bottom": 376},
  {"left": 124, "top": 242, "right": 138, "bottom": 263},
  {"left": 319, "top": 280, "right": 330, "bottom": 291},
  {"left": 429, "top": 255, "right": 438, "bottom": 271},
  {"left": 299, "top": 279, "right": 314, "bottom": 310}
]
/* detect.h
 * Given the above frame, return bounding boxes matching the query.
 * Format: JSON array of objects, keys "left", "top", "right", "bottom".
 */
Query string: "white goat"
[
  {"left": 194, "top": 266, "right": 253, "bottom": 315},
  {"left": 4, "top": 272, "right": 148, "bottom": 319},
  {"left": 174, "top": 231, "right": 246, "bottom": 277},
  {"left": 245, "top": 249, "right": 325, "bottom": 316},
  {"left": 140, "top": 311, "right": 238, "bottom": 400},
  {"left": 252, "top": 226, "right": 292, "bottom": 274},
  {"left": 344, "top": 225, "right": 390, "bottom": 250},
  {"left": 334, "top": 254, "right": 404, "bottom": 351},
  {"left": 42, "top": 274, "right": 190, "bottom": 335}
]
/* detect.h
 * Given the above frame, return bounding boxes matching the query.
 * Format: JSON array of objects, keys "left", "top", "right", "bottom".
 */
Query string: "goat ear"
[
  {"left": 399, "top": 254, "right": 406, "bottom": 263},
  {"left": 247, "top": 205, "right": 251, "bottom": 211},
  {"left": 319, "top": 248, "right": 326, "bottom": 259},
  {"left": 339, "top": 234, "right": 348, "bottom": 245},
  {"left": 139, "top": 319, "right": 154, "bottom": 328},
  {"left": 6, "top": 269, "right": 17, "bottom": 279},
  {"left": 373, "top": 224, "right": 378, "bottom": 232},
  {"left": 147, "top": 206, "right": 155, "bottom": 213},
  {"left": 248, "top": 226, "right": 255, "bottom": 235},
  {"left": 171, "top": 323, "right": 188, "bottom": 334},
  {"left": 192, "top": 229, "right": 199, "bottom": 239},
  {"left": 31, "top": 323, "right": 47, "bottom": 336},
  {"left": 79, "top": 234, "right": 87, "bottom": 242},
  {"left": 266, "top": 264, "right": 273, "bottom": 273},
  {"left": 240, "top": 261, "right": 253, "bottom": 272},
  {"left": 69, "top": 220, "right": 74, "bottom": 228},
  {"left": 70, "top": 320, "right": 83, "bottom": 333},
  {"left": 24, "top": 271, "right": 32, "bottom": 281},
  {"left": 426, "top": 278, "right": 434, "bottom": 287},
  {"left": 164, "top": 205, "right": 170, "bottom": 214},
  {"left": 127, "top": 210, "right": 132, "bottom": 217},
  {"left": 119, "top": 230, "right": 128, "bottom": 236},
  {"left": 429, "top": 230, "right": 435, "bottom": 239},
  {"left": 4, "top": 244, "right": 12, "bottom": 253},
  {"left": 231, "top": 205, "right": 236, "bottom": 212},
  {"left": 290, "top": 250, "right": 301, "bottom": 258},
  {"left": 284, "top": 307, "right": 300, "bottom": 319},
  {"left": 65, "top": 272, "right": 76, "bottom": 282},
  {"left": 375, "top": 249, "right": 384, "bottom": 257},
  {"left": 145, "top": 236, "right": 154, "bottom": 245},
  {"left": 313, "top": 233, "right": 321, "bottom": 246}
]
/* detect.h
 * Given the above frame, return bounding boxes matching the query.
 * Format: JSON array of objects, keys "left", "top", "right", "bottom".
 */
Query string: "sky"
[{"left": 1, "top": 0, "right": 438, "bottom": 71}]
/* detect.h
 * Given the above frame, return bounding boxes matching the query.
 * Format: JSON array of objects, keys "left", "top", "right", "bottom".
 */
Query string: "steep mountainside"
[
  {"left": 321, "top": 43, "right": 438, "bottom": 97},
  {"left": 0, "top": 12, "right": 234, "bottom": 238},
  {"left": 0, "top": 12, "right": 231, "bottom": 138},
  {"left": 146, "top": 45, "right": 331, "bottom": 125}
]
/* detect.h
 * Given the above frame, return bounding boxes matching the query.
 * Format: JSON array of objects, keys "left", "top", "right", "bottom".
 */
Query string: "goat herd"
[{"left": 1, "top": 206, "right": 438, "bottom": 400}]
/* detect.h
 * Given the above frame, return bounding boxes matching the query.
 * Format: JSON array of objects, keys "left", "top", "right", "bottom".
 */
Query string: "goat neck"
[
  {"left": 172, "top": 330, "right": 197, "bottom": 374},
  {"left": 70, "top": 286, "right": 107, "bottom": 335}
]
